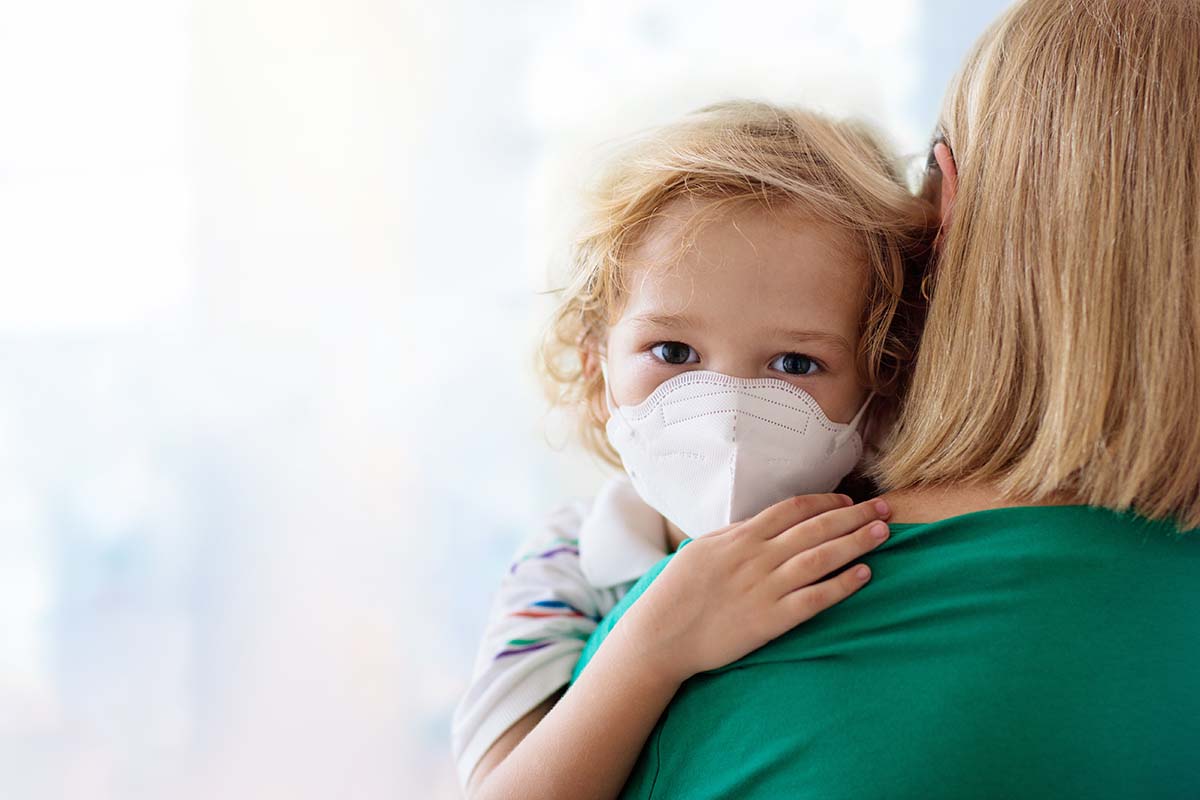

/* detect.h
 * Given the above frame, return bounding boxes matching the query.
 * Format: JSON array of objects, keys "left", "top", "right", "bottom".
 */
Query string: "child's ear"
[
  {"left": 579, "top": 338, "right": 610, "bottom": 423},
  {"left": 580, "top": 347, "right": 599, "bottom": 381},
  {"left": 578, "top": 333, "right": 606, "bottom": 381}
]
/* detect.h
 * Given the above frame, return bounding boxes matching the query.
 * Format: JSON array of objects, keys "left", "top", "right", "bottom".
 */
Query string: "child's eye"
[
  {"left": 651, "top": 342, "right": 699, "bottom": 365},
  {"left": 771, "top": 353, "right": 820, "bottom": 376}
]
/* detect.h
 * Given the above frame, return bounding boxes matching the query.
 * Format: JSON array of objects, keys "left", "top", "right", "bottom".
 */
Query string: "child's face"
[{"left": 604, "top": 198, "right": 869, "bottom": 424}]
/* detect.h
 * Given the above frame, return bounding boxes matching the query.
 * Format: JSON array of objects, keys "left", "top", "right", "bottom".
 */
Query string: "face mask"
[{"left": 603, "top": 367, "right": 869, "bottom": 539}]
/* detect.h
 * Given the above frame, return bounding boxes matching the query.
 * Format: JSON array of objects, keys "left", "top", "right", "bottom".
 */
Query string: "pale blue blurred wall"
[{"left": 0, "top": 2, "right": 1010, "bottom": 798}]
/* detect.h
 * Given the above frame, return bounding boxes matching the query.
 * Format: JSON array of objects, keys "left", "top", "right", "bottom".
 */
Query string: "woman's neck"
[
  {"left": 880, "top": 483, "right": 1071, "bottom": 525},
  {"left": 663, "top": 484, "right": 1066, "bottom": 545}
]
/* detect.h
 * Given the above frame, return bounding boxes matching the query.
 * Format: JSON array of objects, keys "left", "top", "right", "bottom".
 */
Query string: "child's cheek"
[
  {"left": 807, "top": 378, "right": 869, "bottom": 426},
  {"left": 607, "top": 354, "right": 670, "bottom": 407}
]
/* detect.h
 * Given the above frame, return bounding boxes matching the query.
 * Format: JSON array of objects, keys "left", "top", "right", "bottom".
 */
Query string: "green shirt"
[{"left": 570, "top": 506, "right": 1200, "bottom": 799}]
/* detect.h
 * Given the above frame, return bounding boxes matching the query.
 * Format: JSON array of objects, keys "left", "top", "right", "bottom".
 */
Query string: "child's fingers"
[
  {"left": 772, "top": 519, "right": 888, "bottom": 594},
  {"left": 769, "top": 499, "right": 890, "bottom": 558},
  {"left": 774, "top": 561, "right": 873, "bottom": 627},
  {"left": 703, "top": 521, "right": 742, "bottom": 538},
  {"left": 741, "top": 493, "right": 854, "bottom": 541}
]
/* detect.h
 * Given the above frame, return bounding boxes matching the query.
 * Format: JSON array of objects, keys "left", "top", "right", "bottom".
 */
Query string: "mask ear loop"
[
  {"left": 601, "top": 359, "right": 644, "bottom": 461},
  {"left": 832, "top": 393, "right": 874, "bottom": 449},
  {"left": 599, "top": 360, "right": 624, "bottom": 422}
]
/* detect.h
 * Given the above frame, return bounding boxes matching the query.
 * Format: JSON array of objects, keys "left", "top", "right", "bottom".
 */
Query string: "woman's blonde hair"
[
  {"left": 874, "top": 0, "right": 1200, "bottom": 527},
  {"left": 540, "top": 101, "right": 936, "bottom": 467}
]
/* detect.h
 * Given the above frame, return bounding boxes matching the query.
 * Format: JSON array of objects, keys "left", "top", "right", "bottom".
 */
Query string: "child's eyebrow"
[
  {"left": 627, "top": 313, "right": 698, "bottom": 329},
  {"left": 627, "top": 315, "right": 850, "bottom": 353},
  {"left": 769, "top": 328, "right": 852, "bottom": 353}
]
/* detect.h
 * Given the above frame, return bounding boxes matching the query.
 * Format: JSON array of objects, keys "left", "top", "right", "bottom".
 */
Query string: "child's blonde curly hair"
[{"left": 540, "top": 100, "right": 936, "bottom": 468}]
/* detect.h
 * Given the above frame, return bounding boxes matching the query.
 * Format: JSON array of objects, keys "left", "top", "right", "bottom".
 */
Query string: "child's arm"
[
  {"left": 466, "top": 690, "right": 564, "bottom": 796},
  {"left": 466, "top": 493, "right": 892, "bottom": 800}
]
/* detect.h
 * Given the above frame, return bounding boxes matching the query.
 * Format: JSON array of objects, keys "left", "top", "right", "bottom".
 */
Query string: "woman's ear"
[{"left": 933, "top": 142, "right": 958, "bottom": 225}]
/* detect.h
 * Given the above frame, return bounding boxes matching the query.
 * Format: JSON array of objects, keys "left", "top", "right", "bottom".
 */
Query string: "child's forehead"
[
  {"left": 624, "top": 195, "right": 865, "bottom": 282},
  {"left": 617, "top": 196, "right": 868, "bottom": 329}
]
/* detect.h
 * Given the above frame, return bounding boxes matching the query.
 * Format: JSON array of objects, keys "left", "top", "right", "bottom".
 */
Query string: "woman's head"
[
  {"left": 540, "top": 101, "right": 935, "bottom": 467},
  {"left": 876, "top": 0, "right": 1200, "bottom": 526}
]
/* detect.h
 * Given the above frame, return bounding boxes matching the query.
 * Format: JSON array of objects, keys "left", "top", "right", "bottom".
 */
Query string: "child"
[{"left": 451, "top": 101, "right": 935, "bottom": 798}]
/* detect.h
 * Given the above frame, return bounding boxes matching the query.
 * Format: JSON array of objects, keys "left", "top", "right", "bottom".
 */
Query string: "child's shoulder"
[
  {"left": 510, "top": 494, "right": 594, "bottom": 559},
  {"left": 506, "top": 476, "right": 657, "bottom": 588},
  {"left": 500, "top": 488, "right": 607, "bottom": 588},
  {"left": 513, "top": 475, "right": 641, "bottom": 555}
]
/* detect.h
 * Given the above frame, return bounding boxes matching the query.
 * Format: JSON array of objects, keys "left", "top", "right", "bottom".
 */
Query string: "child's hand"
[{"left": 611, "top": 494, "right": 891, "bottom": 685}]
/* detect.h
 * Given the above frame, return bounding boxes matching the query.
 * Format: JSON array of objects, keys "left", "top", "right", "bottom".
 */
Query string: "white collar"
[{"left": 578, "top": 476, "right": 672, "bottom": 588}]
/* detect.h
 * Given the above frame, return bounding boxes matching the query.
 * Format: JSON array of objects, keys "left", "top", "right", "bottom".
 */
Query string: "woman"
[{"left": 571, "top": 0, "right": 1200, "bottom": 796}]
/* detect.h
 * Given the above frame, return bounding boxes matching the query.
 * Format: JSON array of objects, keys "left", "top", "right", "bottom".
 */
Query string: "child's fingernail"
[
  {"left": 854, "top": 565, "right": 871, "bottom": 581},
  {"left": 873, "top": 500, "right": 890, "bottom": 516},
  {"left": 839, "top": 494, "right": 854, "bottom": 506},
  {"left": 870, "top": 522, "right": 890, "bottom": 541}
]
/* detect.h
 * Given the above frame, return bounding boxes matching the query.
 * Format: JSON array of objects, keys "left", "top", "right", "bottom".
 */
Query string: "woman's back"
[{"left": 573, "top": 506, "right": 1200, "bottom": 798}]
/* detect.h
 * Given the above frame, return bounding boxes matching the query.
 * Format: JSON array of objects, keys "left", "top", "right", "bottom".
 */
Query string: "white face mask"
[{"left": 604, "top": 367, "right": 869, "bottom": 539}]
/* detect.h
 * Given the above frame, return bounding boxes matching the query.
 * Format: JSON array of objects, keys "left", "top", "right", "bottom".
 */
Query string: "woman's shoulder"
[{"left": 624, "top": 501, "right": 1200, "bottom": 798}]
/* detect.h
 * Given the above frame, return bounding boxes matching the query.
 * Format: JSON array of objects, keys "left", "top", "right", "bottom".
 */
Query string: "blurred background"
[{"left": 0, "top": 1, "right": 1009, "bottom": 797}]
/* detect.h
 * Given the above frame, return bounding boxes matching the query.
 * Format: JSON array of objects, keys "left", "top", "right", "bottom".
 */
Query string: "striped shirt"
[{"left": 450, "top": 477, "right": 670, "bottom": 788}]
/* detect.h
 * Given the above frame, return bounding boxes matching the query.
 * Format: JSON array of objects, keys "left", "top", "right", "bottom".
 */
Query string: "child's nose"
[{"left": 705, "top": 356, "right": 765, "bottom": 380}]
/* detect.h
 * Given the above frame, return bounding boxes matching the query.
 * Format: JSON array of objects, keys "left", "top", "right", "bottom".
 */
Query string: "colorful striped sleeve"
[{"left": 449, "top": 499, "right": 629, "bottom": 789}]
